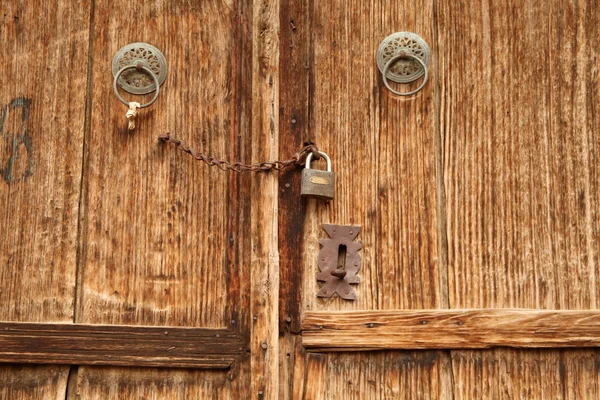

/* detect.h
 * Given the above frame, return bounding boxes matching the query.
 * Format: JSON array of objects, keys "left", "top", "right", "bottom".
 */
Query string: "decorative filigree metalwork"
[
  {"left": 376, "top": 32, "right": 430, "bottom": 83},
  {"left": 112, "top": 43, "right": 168, "bottom": 95}
]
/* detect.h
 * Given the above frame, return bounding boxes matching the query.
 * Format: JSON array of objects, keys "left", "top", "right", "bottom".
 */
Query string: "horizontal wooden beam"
[
  {"left": 0, "top": 322, "right": 244, "bottom": 369},
  {"left": 302, "top": 309, "right": 600, "bottom": 351}
]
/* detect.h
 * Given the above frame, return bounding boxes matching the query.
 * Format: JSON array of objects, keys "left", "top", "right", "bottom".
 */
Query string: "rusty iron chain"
[{"left": 158, "top": 133, "right": 321, "bottom": 172}]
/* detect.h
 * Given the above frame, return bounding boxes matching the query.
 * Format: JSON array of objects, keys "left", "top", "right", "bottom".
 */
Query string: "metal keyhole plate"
[
  {"left": 376, "top": 32, "right": 430, "bottom": 84},
  {"left": 112, "top": 43, "right": 168, "bottom": 95}
]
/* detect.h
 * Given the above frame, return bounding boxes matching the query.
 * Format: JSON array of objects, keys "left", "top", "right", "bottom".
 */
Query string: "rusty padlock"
[{"left": 301, "top": 151, "right": 335, "bottom": 201}]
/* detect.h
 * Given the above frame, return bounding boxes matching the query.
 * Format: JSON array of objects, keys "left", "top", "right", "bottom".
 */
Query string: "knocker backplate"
[
  {"left": 376, "top": 32, "right": 430, "bottom": 83},
  {"left": 317, "top": 224, "right": 362, "bottom": 300},
  {"left": 112, "top": 43, "right": 168, "bottom": 95}
]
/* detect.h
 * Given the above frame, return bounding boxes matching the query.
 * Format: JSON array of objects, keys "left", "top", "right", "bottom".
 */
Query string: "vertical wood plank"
[
  {"left": 250, "top": 0, "right": 280, "bottom": 396},
  {"left": 302, "top": 352, "right": 451, "bottom": 400},
  {"left": 278, "top": 0, "right": 310, "bottom": 334},
  {"left": 79, "top": 0, "right": 241, "bottom": 329},
  {"left": 0, "top": 0, "right": 90, "bottom": 397},
  {"left": 302, "top": 353, "right": 328, "bottom": 400},
  {"left": 438, "top": 0, "right": 600, "bottom": 397},
  {"left": 0, "top": 365, "right": 69, "bottom": 400}
]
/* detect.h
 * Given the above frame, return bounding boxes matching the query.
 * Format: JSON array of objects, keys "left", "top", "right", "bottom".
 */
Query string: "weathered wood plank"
[
  {"left": 302, "top": 352, "right": 451, "bottom": 400},
  {"left": 250, "top": 0, "right": 280, "bottom": 397},
  {"left": 0, "top": 0, "right": 89, "bottom": 325},
  {"left": 79, "top": 0, "right": 240, "bottom": 329},
  {"left": 0, "top": 322, "right": 243, "bottom": 368},
  {"left": 282, "top": 0, "right": 452, "bottom": 397},
  {"left": 78, "top": 0, "right": 254, "bottom": 396},
  {"left": 0, "top": 365, "right": 69, "bottom": 400},
  {"left": 302, "top": 353, "right": 327, "bottom": 400},
  {"left": 0, "top": 0, "right": 90, "bottom": 397},
  {"left": 303, "top": 310, "right": 600, "bottom": 350},
  {"left": 301, "top": 0, "right": 441, "bottom": 316},
  {"left": 438, "top": 0, "right": 600, "bottom": 397},
  {"left": 451, "top": 350, "right": 564, "bottom": 399},
  {"left": 75, "top": 367, "right": 233, "bottom": 399},
  {"left": 278, "top": 0, "right": 310, "bottom": 334}
]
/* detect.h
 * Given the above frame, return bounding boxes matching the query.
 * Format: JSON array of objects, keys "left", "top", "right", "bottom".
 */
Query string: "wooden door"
[
  {"left": 281, "top": 0, "right": 600, "bottom": 399},
  {"left": 1, "top": 0, "right": 599, "bottom": 399}
]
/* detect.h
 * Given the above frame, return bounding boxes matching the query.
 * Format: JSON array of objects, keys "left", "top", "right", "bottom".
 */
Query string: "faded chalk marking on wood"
[{"left": 0, "top": 97, "right": 33, "bottom": 184}]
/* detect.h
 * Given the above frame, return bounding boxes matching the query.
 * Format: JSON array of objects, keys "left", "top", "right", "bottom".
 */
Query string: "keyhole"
[{"left": 331, "top": 245, "right": 347, "bottom": 279}]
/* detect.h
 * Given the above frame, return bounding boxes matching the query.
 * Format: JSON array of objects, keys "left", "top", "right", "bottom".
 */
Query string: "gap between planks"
[{"left": 302, "top": 309, "right": 600, "bottom": 351}]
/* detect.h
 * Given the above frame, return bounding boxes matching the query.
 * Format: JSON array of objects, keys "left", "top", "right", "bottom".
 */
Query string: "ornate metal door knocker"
[
  {"left": 317, "top": 224, "right": 362, "bottom": 300},
  {"left": 112, "top": 43, "right": 168, "bottom": 130},
  {"left": 376, "top": 32, "right": 430, "bottom": 97}
]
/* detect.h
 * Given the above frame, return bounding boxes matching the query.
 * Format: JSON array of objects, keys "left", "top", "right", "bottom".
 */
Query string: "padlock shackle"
[{"left": 305, "top": 151, "right": 332, "bottom": 171}]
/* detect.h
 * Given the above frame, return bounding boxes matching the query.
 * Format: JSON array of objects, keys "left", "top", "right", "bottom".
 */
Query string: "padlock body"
[{"left": 301, "top": 169, "right": 335, "bottom": 200}]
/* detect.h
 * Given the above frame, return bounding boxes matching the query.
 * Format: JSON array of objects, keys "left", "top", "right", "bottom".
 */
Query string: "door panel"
[
  {"left": 0, "top": 0, "right": 91, "bottom": 398},
  {"left": 76, "top": 0, "right": 258, "bottom": 397},
  {"left": 285, "top": 0, "right": 600, "bottom": 398},
  {"left": 438, "top": 0, "right": 600, "bottom": 397},
  {"left": 299, "top": 0, "right": 442, "bottom": 313},
  {"left": 79, "top": 0, "right": 244, "bottom": 328}
]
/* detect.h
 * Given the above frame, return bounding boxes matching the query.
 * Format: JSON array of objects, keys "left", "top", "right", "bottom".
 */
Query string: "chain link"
[{"left": 158, "top": 133, "right": 321, "bottom": 172}]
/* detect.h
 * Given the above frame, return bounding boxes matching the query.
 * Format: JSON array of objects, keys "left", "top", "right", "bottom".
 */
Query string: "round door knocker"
[
  {"left": 111, "top": 42, "right": 168, "bottom": 130},
  {"left": 376, "top": 32, "right": 430, "bottom": 97}
]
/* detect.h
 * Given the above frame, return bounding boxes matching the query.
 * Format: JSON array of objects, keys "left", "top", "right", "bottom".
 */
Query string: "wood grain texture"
[
  {"left": 0, "top": 322, "right": 243, "bottom": 368},
  {"left": 0, "top": 0, "right": 89, "bottom": 324},
  {"left": 0, "top": 365, "right": 69, "bottom": 400},
  {"left": 303, "top": 309, "right": 600, "bottom": 350},
  {"left": 79, "top": 0, "right": 241, "bottom": 329},
  {"left": 301, "top": 0, "right": 441, "bottom": 314},
  {"left": 302, "top": 353, "right": 327, "bottom": 400},
  {"left": 278, "top": 0, "right": 310, "bottom": 334},
  {"left": 303, "top": 351, "right": 451, "bottom": 400},
  {"left": 73, "top": 367, "right": 232, "bottom": 399},
  {"left": 438, "top": 0, "right": 600, "bottom": 398},
  {"left": 439, "top": 0, "right": 600, "bottom": 313},
  {"left": 280, "top": 0, "right": 451, "bottom": 397},
  {"left": 250, "top": 0, "right": 280, "bottom": 397},
  {"left": 0, "top": 0, "right": 90, "bottom": 398},
  {"left": 77, "top": 0, "right": 254, "bottom": 397}
]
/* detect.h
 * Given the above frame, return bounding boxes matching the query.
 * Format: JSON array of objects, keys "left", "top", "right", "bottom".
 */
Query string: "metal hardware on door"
[
  {"left": 317, "top": 224, "right": 362, "bottom": 300},
  {"left": 376, "top": 32, "right": 430, "bottom": 96},
  {"left": 301, "top": 151, "right": 335, "bottom": 201},
  {"left": 112, "top": 43, "right": 168, "bottom": 130}
]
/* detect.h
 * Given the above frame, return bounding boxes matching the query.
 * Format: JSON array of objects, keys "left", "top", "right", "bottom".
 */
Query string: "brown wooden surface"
[
  {"left": 249, "top": 0, "right": 281, "bottom": 398},
  {"left": 437, "top": 0, "right": 600, "bottom": 398},
  {"left": 281, "top": 0, "right": 454, "bottom": 397},
  {"left": 300, "top": 0, "right": 441, "bottom": 314},
  {"left": 0, "top": 322, "right": 243, "bottom": 368},
  {"left": 0, "top": 0, "right": 91, "bottom": 398},
  {"left": 282, "top": 0, "right": 600, "bottom": 398},
  {"left": 73, "top": 367, "right": 233, "bottom": 399},
  {"left": 75, "top": 0, "right": 257, "bottom": 397},
  {"left": 303, "top": 310, "right": 600, "bottom": 350},
  {"left": 278, "top": 0, "right": 310, "bottom": 335},
  {"left": 1, "top": 0, "right": 600, "bottom": 398}
]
